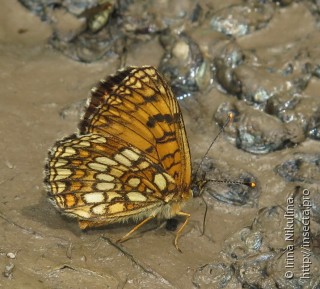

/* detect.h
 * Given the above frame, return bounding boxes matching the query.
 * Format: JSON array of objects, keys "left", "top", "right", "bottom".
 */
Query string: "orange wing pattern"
[
  {"left": 80, "top": 67, "right": 191, "bottom": 192},
  {"left": 45, "top": 66, "right": 192, "bottom": 245}
]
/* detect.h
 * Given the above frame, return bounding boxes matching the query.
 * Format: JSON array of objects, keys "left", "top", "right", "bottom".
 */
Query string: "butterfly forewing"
[{"left": 79, "top": 67, "right": 191, "bottom": 190}]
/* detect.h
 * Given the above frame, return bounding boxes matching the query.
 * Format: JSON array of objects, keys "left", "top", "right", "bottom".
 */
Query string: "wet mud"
[{"left": 1, "top": 1, "right": 319, "bottom": 288}]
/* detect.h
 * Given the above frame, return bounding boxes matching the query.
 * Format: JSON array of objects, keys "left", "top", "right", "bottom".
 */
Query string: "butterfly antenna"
[
  {"left": 193, "top": 111, "right": 255, "bottom": 237},
  {"left": 193, "top": 111, "right": 256, "bottom": 190},
  {"left": 193, "top": 111, "right": 234, "bottom": 181},
  {"left": 205, "top": 179, "right": 256, "bottom": 188}
]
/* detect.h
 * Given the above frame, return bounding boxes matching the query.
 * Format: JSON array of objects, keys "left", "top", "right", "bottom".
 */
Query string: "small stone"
[{"left": 6, "top": 252, "right": 16, "bottom": 259}]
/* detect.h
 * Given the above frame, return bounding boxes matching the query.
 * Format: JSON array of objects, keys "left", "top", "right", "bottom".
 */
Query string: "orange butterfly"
[{"left": 45, "top": 66, "right": 192, "bottom": 250}]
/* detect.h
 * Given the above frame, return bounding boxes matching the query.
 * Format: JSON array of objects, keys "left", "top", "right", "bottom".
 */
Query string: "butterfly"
[{"left": 45, "top": 66, "right": 192, "bottom": 250}]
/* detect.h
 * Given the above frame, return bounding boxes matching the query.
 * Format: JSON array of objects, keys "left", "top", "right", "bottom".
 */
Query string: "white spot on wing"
[
  {"left": 92, "top": 204, "right": 107, "bottom": 215},
  {"left": 134, "top": 80, "right": 142, "bottom": 88},
  {"left": 122, "top": 149, "right": 140, "bottom": 161},
  {"left": 96, "top": 173, "right": 115, "bottom": 181},
  {"left": 126, "top": 192, "right": 147, "bottom": 202},
  {"left": 137, "top": 161, "right": 149, "bottom": 170},
  {"left": 95, "top": 157, "right": 117, "bottom": 166},
  {"left": 128, "top": 178, "right": 141, "bottom": 187},
  {"left": 83, "top": 192, "right": 105, "bottom": 203},
  {"left": 53, "top": 169, "right": 72, "bottom": 180},
  {"left": 114, "top": 153, "right": 131, "bottom": 166},
  {"left": 96, "top": 182, "right": 115, "bottom": 191},
  {"left": 154, "top": 173, "right": 167, "bottom": 191},
  {"left": 91, "top": 136, "right": 107, "bottom": 143},
  {"left": 79, "top": 141, "right": 90, "bottom": 147},
  {"left": 56, "top": 168, "right": 72, "bottom": 175},
  {"left": 55, "top": 159, "right": 68, "bottom": 167},
  {"left": 88, "top": 162, "right": 107, "bottom": 172},
  {"left": 60, "top": 147, "right": 76, "bottom": 157}
]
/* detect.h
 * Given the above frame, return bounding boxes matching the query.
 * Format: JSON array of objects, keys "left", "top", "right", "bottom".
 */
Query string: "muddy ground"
[{"left": 0, "top": 1, "right": 319, "bottom": 289}]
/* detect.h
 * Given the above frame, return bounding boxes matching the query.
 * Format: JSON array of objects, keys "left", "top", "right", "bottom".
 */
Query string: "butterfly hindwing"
[{"left": 45, "top": 133, "right": 179, "bottom": 224}]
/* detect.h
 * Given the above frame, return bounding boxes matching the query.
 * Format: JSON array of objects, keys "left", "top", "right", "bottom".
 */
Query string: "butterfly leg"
[
  {"left": 174, "top": 211, "right": 191, "bottom": 252},
  {"left": 117, "top": 215, "right": 155, "bottom": 243}
]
